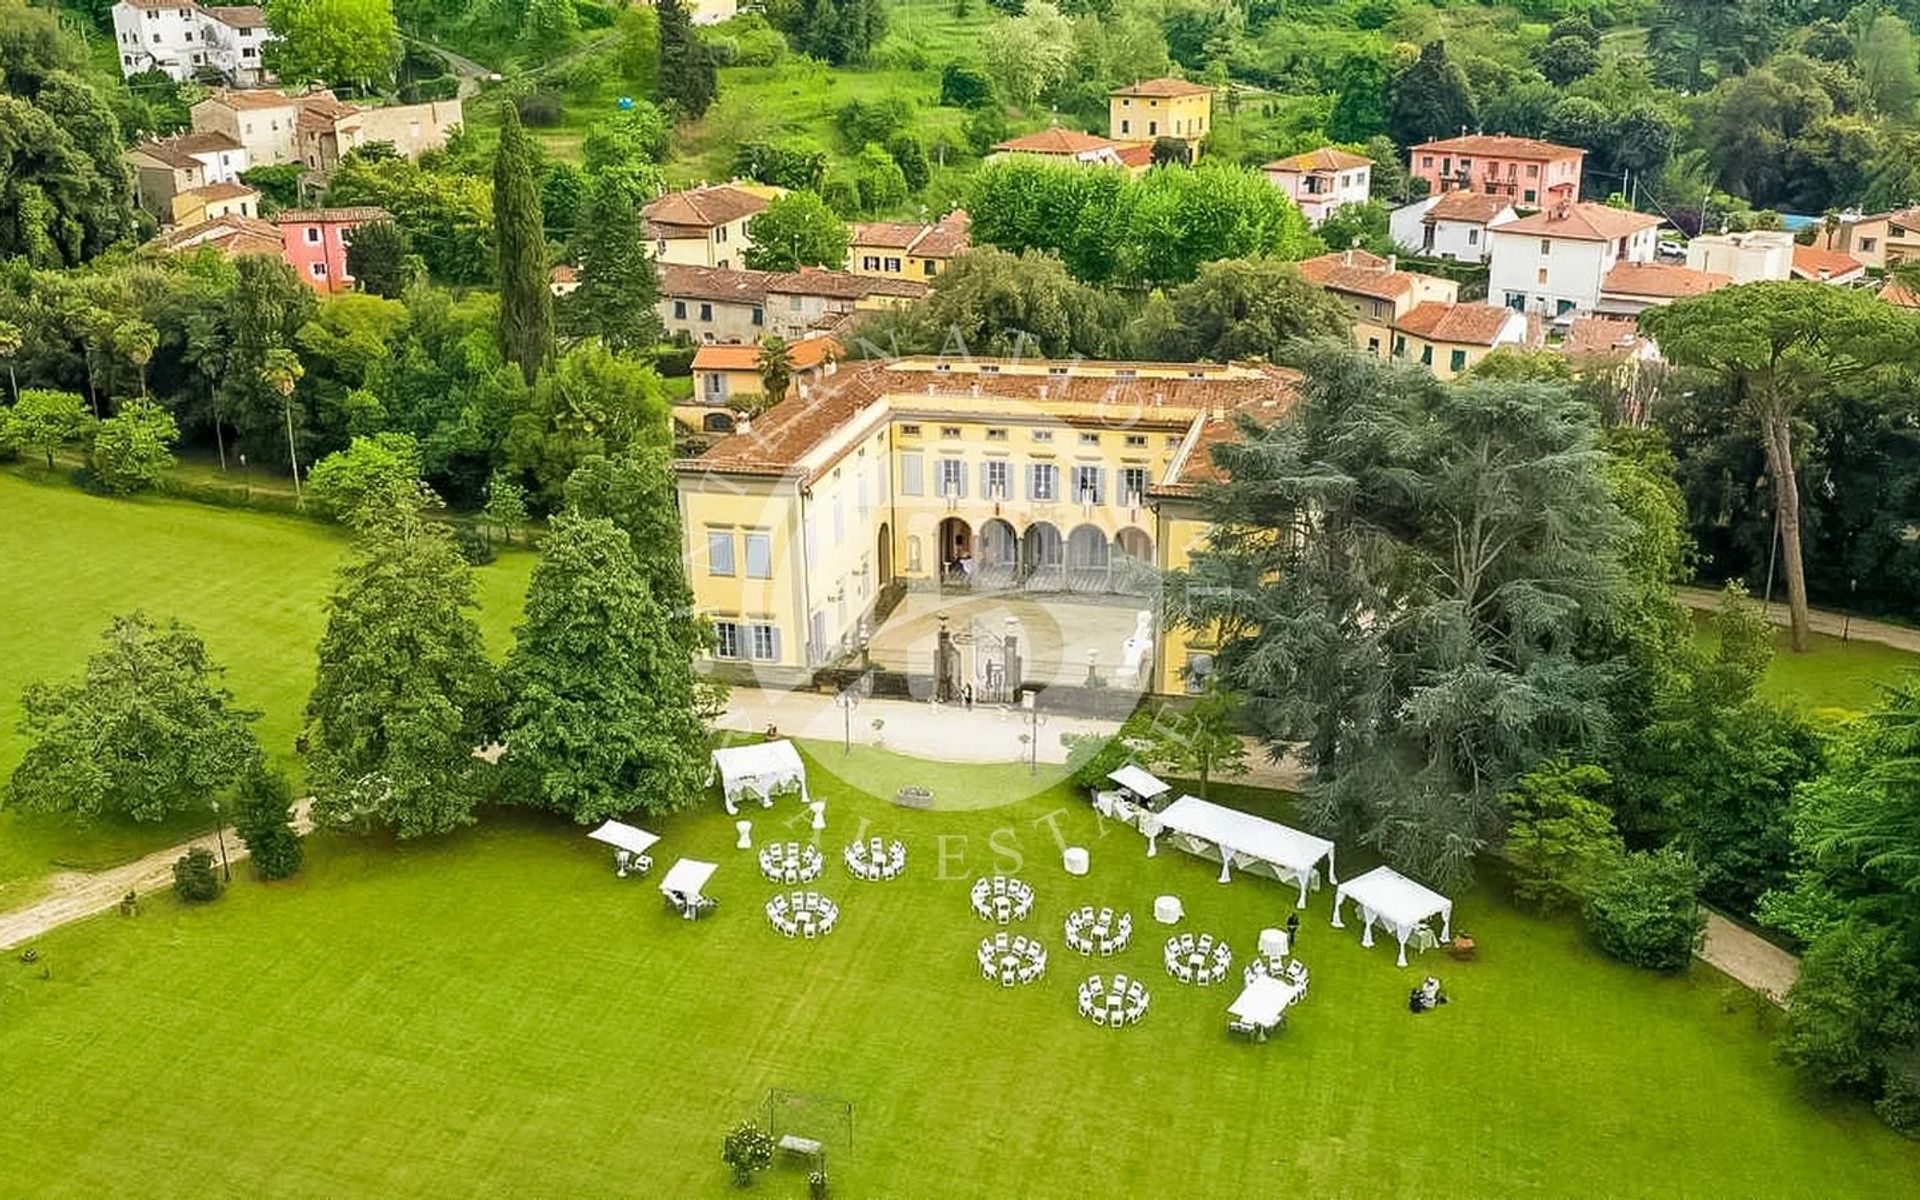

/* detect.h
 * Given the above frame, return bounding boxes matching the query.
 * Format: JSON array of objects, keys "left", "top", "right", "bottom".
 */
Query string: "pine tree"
[
  {"left": 657, "top": 0, "right": 717, "bottom": 119},
  {"left": 494, "top": 105, "right": 554, "bottom": 385},
  {"left": 561, "top": 173, "right": 662, "bottom": 353},
  {"left": 1388, "top": 41, "right": 1477, "bottom": 149},
  {"left": 501, "top": 514, "right": 710, "bottom": 822}
]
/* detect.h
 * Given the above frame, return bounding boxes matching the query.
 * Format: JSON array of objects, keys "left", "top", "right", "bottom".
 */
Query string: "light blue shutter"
[{"left": 957, "top": 460, "right": 969, "bottom": 499}]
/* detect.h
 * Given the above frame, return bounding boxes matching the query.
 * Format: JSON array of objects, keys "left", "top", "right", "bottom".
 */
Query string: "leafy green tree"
[
  {"left": 1643, "top": 284, "right": 1915, "bottom": 652},
  {"left": 775, "top": 0, "right": 887, "bottom": 66},
  {"left": 501, "top": 514, "right": 710, "bottom": 822},
  {"left": 90, "top": 399, "right": 178, "bottom": 494},
  {"left": 581, "top": 105, "right": 672, "bottom": 180},
  {"left": 1316, "top": 200, "right": 1392, "bottom": 255},
  {"left": 112, "top": 319, "right": 157, "bottom": 399},
  {"left": 1537, "top": 36, "right": 1600, "bottom": 86},
  {"left": 1582, "top": 848, "right": 1706, "bottom": 971},
  {"left": 845, "top": 143, "right": 910, "bottom": 214},
  {"left": 1327, "top": 51, "right": 1392, "bottom": 143},
  {"left": 562, "top": 173, "right": 663, "bottom": 353},
  {"left": 3, "top": 388, "right": 93, "bottom": 470},
  {"left": 8, "top": 613, "right": 260, "bottom": 823},
  {"left": 494, "top": 106, "right": 554, "bottom": 386},
  {"left": 482, "top": 469, "right": 529, "bottom": 546},
  {"left": 215, "top": 255, "right": 317, "bottom": 468},
  {"left": 1502, "top": 760, "right": 1623, "bottom": 913},
  {"left": 721, "top": 1123, "right": 775, "bottom": 1188},
  {"left": 742, "top": 191, "right": 850, "bottom": 271},
  {"left": 1169, "top": 347, "right": 1632, "bottom": 886},
  {"left": 506, "top": 343, "right": 671, "bottom": 505},
  {"left": 263, "top": 0, "right": 398, "bottom": 90},
  {"left": 324, "top": 151, "right": 493, "bottom": 284},
  {"left": 859, "top": 246, "right": 1132, "bottom": 359},
  {"left": 0, "top": 72, "right": 138, "bottom": 267},
  {"left": 304, "top": 501, "right": 500, "bottom": 838},
  {"left": 1388, "top": 41, "right": 1476, "bottom": 149},
  {"left": 524, "top": 0, "right": 578, "bottom": 55},
  {"left": 306, "top": 432, "right": 425, "bottom": 523},
  {"left": 1148, "top": 257, "right": 1349, "bottom": 362},
  {"left": 1858, "top": 14, "right": 1919, "bottom": 119},
  {"left": 657, "top": 0, "right": 718, "bottom": 118},
  {"left": 983, "top": 2, "right": 1073, "bottom": 106},
  {"left": 1141, "top": 686, "right": 1248, "bottom": 798},
  {"left": 562, "top": 448, "right": 701, "bottom": 659},
  {"left": 344, "top": 219, "right": 413, "bottom": 299},
  {"left": 886, "top": 131, "right": 931, "bottom": 193},
  {"left": 232, "top": 765, "right": 304, "bottom": 881},
  {"left": 731, "top": 140, "right": 829, "bottom": 191},
  {"left": 615, "top": 3, "right": 660, "bottom": 95},
  {"left": 940, "top": 61, "right": 995, "bottom": 108}
]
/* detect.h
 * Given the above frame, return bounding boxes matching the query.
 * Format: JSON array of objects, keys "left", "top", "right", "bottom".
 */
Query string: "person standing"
[{"left": 1285, "top": 910, "right": 1301, "bottom": 948}]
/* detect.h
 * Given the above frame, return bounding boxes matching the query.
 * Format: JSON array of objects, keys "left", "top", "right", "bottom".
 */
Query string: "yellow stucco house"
[
  {"left": 1109, "top": 78, "right": 1213, "bottom": 159},
  {"left": 673, "top": 355, "right": 1297, "bottom": 697},
  {"left": 847, "top": 210, "right": 971, "bottom": 281},
  {"left": 1296, "top": 249, "right": 1459, "bottom": 358}
]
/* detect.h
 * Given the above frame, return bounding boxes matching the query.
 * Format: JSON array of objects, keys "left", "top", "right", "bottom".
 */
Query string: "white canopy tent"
[
  {"left": 1227, "top": 975, "right": 1301, "bottom": 1030},
  {"left": 586, "top": 820, "right": 659, "bottom": 857},
  {"left": 1106, "top": 764, "right": 1171, "bottom": 805},
  {"left": 708, "top": 740, "right": 810, "bottom": 815},
  {"left": 1331, "top": 865, "right": 1453, "bottom": 967},
  {"left": 1152, "top": 795, "right": 1338, "bottom": 907},
  {"left": 658, "top": 858, "right": 718, "bottom": 901}
]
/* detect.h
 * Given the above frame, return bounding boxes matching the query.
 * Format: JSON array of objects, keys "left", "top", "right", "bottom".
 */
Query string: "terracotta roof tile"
[
  {"left": 1393, "top": 302, "right": 1519, "bottom": 346},
  {"left": 1601, "top": 262, "right": 1731, "bottom": 299},
  {"left": 643, "top": 185, "right": 768, "bottom": 236},
  {"left": 693, "top": 336, "right": 843, "bottom": 373},
  {"left": 1263, "top": 147, "right": 1373, "bottom": 173},
  {"left": 1297, "top": 251, "right": 1418, "bottom": 301},
  {"left": 1425, "top": 191, "right": 1515, "bottom": 224},
  {"left": 153, "top": 213, "right": 282, "bottom": 255},
  {"left": 766, "top": 267, "right": 927, "bottom": 301},
  {"left": 994, "top": 128, "right": 1125, "bottom": 156},
  {"left": 1111, "top": 77, "right": 1212, "bottom": 98},
  {"left": 1495, "top": 202, "right": 1663, "bottom": 243},
  {"left": 1413, "top": 134, "right": 1583, "bottom": 161},
  {"left": 683, "top": 358, "right": 1294, "bottom": 481},
  {"left": 1561, "top": 315, "right": 1652, "bottom": 358},
  {"left": 1790, "top": 245, "right": 1865, "bottom": 281},
  {"left": 658, "top": 264, "right": 774, "bottom": 304},
  {"left": 177, "top": 181, "right": 257, "bottom": 203},
  {"left": 206, "top": 88, "right": 302, "bottom": 111},
  {"left": 1879, "top": 278, "right": 1920, "bottom": 309},
  {"left": 1889, "top": 207, "right": 1920, "bottom": 231}
]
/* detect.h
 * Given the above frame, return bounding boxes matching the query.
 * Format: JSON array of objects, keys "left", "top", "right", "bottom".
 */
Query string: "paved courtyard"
[{"left": 865, "top": 590, "right": 1159, "bottom": 692}]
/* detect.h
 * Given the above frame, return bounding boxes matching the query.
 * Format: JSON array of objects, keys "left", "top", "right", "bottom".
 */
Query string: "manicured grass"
[
  {"left": 3, "top": 745, "right": 1915, "bottom": 1196},
  {"left": 1691, "top": 611, "right": 1920, "bottom": 716},
  {"left": 0, "top": 473, "right": 533, "bottom": 899}
]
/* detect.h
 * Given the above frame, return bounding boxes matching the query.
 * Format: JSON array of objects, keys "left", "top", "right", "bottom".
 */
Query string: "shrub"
[
  {"left": 720, "top": 1122, "right": 773, "bottom": 1187},
  {"left": 172, "top": 846, "right": 224, "bottom": 904},
  {"left": 940, "top": 61, "right": 994, "bottom": 109},
  {"left": 1502, "top": 760, "right": 1622, "bottom": 913},
  {"left": 1778, "top": 921, "right": 1920, "bottom": 1096},
  {"left": 835, "top": 96, "right": 913, "bottom": 151},
  {"left": 808, "top": 1168, "right": 830, "bottom": 1198},
  {"left": 453, "top": 521, "right": 497, "bottom": 565},
  {"left": 234, "top": 767, "right": 304, "bottom": 881},
  {"left": 517, "top": 92, "right": 565, "bottom": 127},
  {"left": 1582, "top": 848, "right": 1705, "bottom": 972}
]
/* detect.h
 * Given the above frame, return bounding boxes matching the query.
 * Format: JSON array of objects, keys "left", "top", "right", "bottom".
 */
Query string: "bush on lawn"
[
  {"left": 234, "top": 767, "right": 304, "bottom": 881},
  {"left": 172, "top": 846, "right": 223, "bottom": 904},
  {"left": 1778, "top": 920, "right": 1920, "bottom": 1105},
  {"left": 721, "top": 1121, "right": 773, "bottom": 1187},
  {"left": 1582, "top": 848, "right": 1704, "bottom": 971}
]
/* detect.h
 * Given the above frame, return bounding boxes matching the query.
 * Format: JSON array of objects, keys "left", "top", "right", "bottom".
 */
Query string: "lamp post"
[
  {"left": 209, "top": 798, "right": 232, "bottom": 883},
  {"left": 1021, "top": 690, "right": 1047, "bottom": 777},
  {"left": 835, "top": 688, "right": 859, "bottom": 757}
]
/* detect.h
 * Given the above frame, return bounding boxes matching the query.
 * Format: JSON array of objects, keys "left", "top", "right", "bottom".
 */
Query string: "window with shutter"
[{"left": 900, "top": 453, "right": 923, "bottom": 496}]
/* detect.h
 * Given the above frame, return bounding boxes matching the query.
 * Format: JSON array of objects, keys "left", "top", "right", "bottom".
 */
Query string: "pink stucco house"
[
  {"left": 1409, "top": 135, "right": 1583, "bottom": 208},
  {"left": 273, "top": 206, "right": 386, "bottom": 293}
]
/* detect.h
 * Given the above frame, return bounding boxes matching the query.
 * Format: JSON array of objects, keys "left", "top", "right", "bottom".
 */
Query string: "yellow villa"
[
  {"left": 673, "top": 356, "right": 1296, "bottom": 697},
  {"left": 847, "top": 211, "right": 972, "bottom": 281},
  {"left": 1109, "top": 78, "right": 1213, "bottom": 159}
]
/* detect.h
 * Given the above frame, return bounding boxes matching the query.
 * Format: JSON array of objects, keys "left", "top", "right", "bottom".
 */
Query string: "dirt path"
[
  {"left": 0, "top": 802, "right": 313, "bottom": 952},
  {"left": 1678, "top": 586, "right": 1920, "bottom": 654},
  {"left": 1698, "top": 912, "right": 1800, "bottom": 1005}
]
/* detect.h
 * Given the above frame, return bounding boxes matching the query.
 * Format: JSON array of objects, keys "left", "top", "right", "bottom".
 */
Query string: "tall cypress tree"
[
  {"left": 494, "top": 105, "right": 554, "bottom": 385},
  {"left": 1388, "top": 41, "right": 1478, "bottom": 149},
  {"left": 657, "top": 0, "right": 717, "bottom": 119}
]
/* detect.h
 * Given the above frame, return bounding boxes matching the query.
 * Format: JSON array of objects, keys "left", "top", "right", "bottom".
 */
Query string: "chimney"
[
  {"left": 1342, "top": 248, "right": 1355, "bottom": 266},
  {"left": 1038, "top": 383, "right": 1048, "bottom": 399},
  {"left": 798, "top": 382, "right": 810, "bottom": 400},
  {"left": 1386, "top": 254, "right": 1397, "bottom": 273},
  {"left": 1152, "top": 391, "right": 1163, "bottom": 406},
  {"left": 926, "top": 383, "right": 936, "bottom": 395},
  {"left": 737, "top": 415, "right": 751, "bottom": 434}
]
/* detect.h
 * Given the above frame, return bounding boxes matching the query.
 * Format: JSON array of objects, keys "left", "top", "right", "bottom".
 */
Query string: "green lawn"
[
  {"left": 1691, "top": 611, "right": 1920, "bottom": 716},
  {"left": 3, "top": 746, "right": 1915, "bottom": 1196},
  {"left": 0, "top": 473, "right": 534, "bottom": 901}
]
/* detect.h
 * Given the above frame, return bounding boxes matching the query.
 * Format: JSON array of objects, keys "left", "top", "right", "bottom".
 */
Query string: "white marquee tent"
[
  {"left": 586, "top": 820, "right": 659, "bottom": 857},
  {"left": 1331, "top": 865, "right": 1453, "bottom": 967},
  {"left": 1106, "top": 764, "right": 1171, "bottom": 805},
  {"left": 658, "top": 858, "right": 718, "bottom": 902},
  {"left": 709, "top": 740, "right": 810, "bottom": 815},
  {"left": 1151, "top": 795, "right": 1338, "bottom": 907}
]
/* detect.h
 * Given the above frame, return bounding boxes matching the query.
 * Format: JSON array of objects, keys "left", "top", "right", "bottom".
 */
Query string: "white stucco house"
[
  {"left": 1486, "top": 202, "right": 1663, "bottom": 317},
  {"left": 1389, "top": 191, "right": 1519, "bottom": 264},
  {"left": 112, "top": 3, "right": 276, "bottom": 86},
  {"left": 1261, "top": 147, "right": 1372, "bottom": 227}
]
